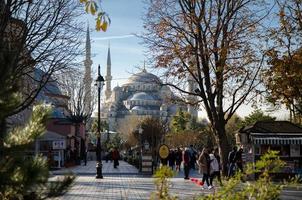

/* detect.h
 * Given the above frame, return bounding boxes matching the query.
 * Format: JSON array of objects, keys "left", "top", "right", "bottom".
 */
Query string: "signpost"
[{"left": 158, "top": 144, "right": 169, "bottom": 159}]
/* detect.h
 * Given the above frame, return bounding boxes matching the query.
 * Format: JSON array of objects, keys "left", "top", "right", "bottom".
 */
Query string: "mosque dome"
[
  {"left": 126, "top": 69, "right": 162, "bottom": 85},
  {"left": 35, "top": 68, "right": 62, "bottom": 96},
  {"left": 129, "top": 92, "right": 156, "bottom": 101}
]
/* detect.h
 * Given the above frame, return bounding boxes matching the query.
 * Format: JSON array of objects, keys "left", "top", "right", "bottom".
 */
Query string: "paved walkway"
[
  {"left": 51, "top": 160, "right": 139, "bottom": 175},
  {"left": 50, "top": 161, "right": 302, "bottom": 200},
  {"left": 50, "top": 161, "right": 212, "bottom": 200}
]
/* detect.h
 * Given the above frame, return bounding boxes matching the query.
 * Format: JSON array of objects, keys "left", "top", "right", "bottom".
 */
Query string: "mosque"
[{"left": 84, "top": 29, "right": 198, "bottom": 132}]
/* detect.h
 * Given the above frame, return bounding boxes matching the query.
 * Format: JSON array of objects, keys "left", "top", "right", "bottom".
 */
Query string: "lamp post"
[
  {"left": 138, "top": 126, "right": 143, "bottom": 172},
  {"left": 96, "top": 64, "right": 105, "bottom": 179}
]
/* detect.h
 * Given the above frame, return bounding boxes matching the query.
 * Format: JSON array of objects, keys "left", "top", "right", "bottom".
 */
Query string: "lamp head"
[{"left": 96, "top": 74, "right": 105, "bottom": 89}]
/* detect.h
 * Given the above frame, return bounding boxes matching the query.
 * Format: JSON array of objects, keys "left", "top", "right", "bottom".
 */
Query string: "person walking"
[
  {"left": 182, "top": 147, "right": 191, "bottom": 179},
  {"left": 175, "top": 147, "right": 182, "bottom": 172},
  {"left": 235, "top": 148, "right": 243, "bottom": 173},
  {"left": 83, "top": 148, "right": 88, "bottom": 166},
  {"left": 112, "top": 148, "right": 120, "bottom": 168},
  {"left": 168, "top": 149, "right": 176, "bottom": 170},
  {"left": 228, "top": 146, "right": 238, "bottom": 177},
  {"left": 198, "top": 148, "right": 211, "bottom": 189},
  {"left": 209, "top": 148, "right": 223, "bottom": 187},
  {"left": 189, "top": 144, "right": 197, "bottom": 170}
]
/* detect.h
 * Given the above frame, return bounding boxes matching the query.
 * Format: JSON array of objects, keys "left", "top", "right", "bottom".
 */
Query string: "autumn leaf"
[{"left": 101, "top": 21, "right": 108, "bottom": 31}]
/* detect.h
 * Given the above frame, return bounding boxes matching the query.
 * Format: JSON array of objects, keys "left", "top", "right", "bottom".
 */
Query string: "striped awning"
[{"left": 251, "top": 136, "right": 302, "bottom": 145}]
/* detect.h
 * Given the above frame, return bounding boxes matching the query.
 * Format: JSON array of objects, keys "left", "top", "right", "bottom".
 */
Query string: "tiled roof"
[{"left": 240, "top": 121, "right": 302, "bottom": 133}]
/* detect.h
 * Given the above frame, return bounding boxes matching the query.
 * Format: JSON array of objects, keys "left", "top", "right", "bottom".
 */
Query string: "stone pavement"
[
  {"left": 50, "top": 161, "right": 213, "bottom": 200},
  {"left": 51, "top": 160, "right": 139, "bottom": 175},
  {"left": 50, "top": 161, "right": 302, "bottom": 200}
]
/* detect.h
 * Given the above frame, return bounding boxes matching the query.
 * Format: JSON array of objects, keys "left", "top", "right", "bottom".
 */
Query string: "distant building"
[{"left": 98, "top": 46, "right": 198, "bottom": 131}]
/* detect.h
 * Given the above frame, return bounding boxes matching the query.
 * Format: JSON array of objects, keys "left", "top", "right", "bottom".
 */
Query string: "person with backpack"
[
  {"left": 209, "top": 148, "right": 223, "bottom": 187},
  {"left": 228, "top": 146, "right": 238, "bottom": 177}
]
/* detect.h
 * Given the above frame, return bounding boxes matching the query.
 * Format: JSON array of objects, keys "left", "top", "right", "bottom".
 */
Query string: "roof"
[
  {"left": 131, "top": 105, "right": 160, "bottom": 111},
  {"left": 129, "top": 92, "right": 157, "bottom": 101},
  {"left": 38, "top": 130, "right": 65, "bottom": 141},
  {"left": 126, "top": 69, "right": 162, "bottom": 85},
  {"left": 240, "top": 121, "right": 302, "bottom": 134},
  {"left": 35, "top": 68, "right": 62, "bottom": 96}
]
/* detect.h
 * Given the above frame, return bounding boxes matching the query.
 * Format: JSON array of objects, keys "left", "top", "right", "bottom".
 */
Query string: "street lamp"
[{"left": 96, "top": 64, "right": 105, "bottom": 179}]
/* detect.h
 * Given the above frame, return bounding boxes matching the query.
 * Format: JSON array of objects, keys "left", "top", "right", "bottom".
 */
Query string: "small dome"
[
  {"left": 131, "top": 106, "right": 147, "bottom": 110},
  {"left": 131, "top": 105, "right": 160, "bottom": 110},
  {"left": 129, "top": 92, "right": 156, "bottom": 101},
  {"left": 35, "top": 68, "right": 62, "bottom": 95},
  {"left": 126, "top": 69, "right": 162, "bottom": 85}
]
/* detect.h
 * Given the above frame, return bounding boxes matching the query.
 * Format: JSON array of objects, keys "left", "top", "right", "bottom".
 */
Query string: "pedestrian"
[
  {"left": 105, "top": 151, "right": 109, "bottom": 163},
  {"left": 168, "top": 149, "right": 176, "bottom": 170},
  {"left": 175, "top": 147, "right": 182, "bottom": 172},
  {"left": 235, "top": 148, "right": 243, "bottom": 173},
  {"left": 189, "top": 144, "right": 197, "bottom": 170},
  {"left": 228, "top": 146, "right": 238, "bottom": 177},
  {"left": 182, "top": 147, "right": 191, "bottom": 180},
  {"left": 112, "top": 148, "right": 120, "bottom": 168},
  {"left": 197, "top": 147, "right": 211, "bottom": 189},
  {"left": 209, "top": 148, "right": 223, "bottom": 187},
  {"left": 83, "top": 148, "right": 88, "bottom": 166}
]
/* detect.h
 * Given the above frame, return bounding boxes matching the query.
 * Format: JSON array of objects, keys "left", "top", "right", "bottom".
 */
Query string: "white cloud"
[{"left": 92, "top": 34, "right": 136, "bottom": 41}]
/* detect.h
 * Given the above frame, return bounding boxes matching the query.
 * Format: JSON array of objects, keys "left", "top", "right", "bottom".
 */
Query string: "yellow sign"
[{"left": 159, "top": 144, "right": 169, "bottom": 159}]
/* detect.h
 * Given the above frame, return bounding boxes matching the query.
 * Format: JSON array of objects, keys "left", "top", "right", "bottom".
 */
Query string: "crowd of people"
[{"left": 164, "top": 145, "right": 244, "bottom": 190}]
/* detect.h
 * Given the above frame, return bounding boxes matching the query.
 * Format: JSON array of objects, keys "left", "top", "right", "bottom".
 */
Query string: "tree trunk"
[
  {"left": 213, "top": 124, "right": 232, "bottom": 176},
  {"left": 0, "top": 119, "right": 6, "bottom": 157}
]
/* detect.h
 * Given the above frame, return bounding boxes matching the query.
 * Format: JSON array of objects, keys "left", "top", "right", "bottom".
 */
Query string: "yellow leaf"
[
  {"left": 90, "top": 3, "right": 96, "bottom": 15},
  {"left": 96, "top": 19, "right": 102, "bottom": 31},
  {"left": 101, "top": 21, "right": 108, "bottom": 32}
]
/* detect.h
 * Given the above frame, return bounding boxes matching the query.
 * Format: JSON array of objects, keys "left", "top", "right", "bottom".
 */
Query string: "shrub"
[
  {"left": 151, "top": 165, "right": 177, "bottom": 200},
  {"left": 198, "top": 150, "right": 301, "bottom": 200}
]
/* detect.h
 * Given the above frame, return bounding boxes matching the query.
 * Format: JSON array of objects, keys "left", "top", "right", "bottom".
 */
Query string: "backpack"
[{"left": 210, "top": 154, "right": 219, "bottom": 174}]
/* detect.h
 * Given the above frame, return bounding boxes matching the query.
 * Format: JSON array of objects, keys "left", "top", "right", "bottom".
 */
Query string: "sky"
[
  {"left": 86, "top": 0, "right": 147, "bottom": 87},
  {"left": 83, "top": 0, "right": 289, "bottom": 120}
]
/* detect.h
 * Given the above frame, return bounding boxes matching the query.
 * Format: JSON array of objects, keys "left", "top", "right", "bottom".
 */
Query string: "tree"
[
  {"left": 240, "top": 109, "right": 276, "bottom": 128},
  {"left": 143, "top": 0, "right": 269, "bottom": 173},
  {"left": 0, "top": 0, "right": 83, "bottom": 134},
  {"left": 264, "top": 0, "right": 302, "bottom": 121},
  {"left": 57, "top": 67, "right": 96, "bottom": 127},
  {"left": 139, "top": 117, "right": 166, "bottom": 150},
  {"left": 0, "top": 104, "right": 75, "bottom": 199},
  {"left": 225, "top": 114, "right": 242, "bottom": 146},
  {"left": 117, "top": 115, "right": 142, "bottom": 147},
  {"left": 170, "top": 109, "right": 190, "bottom": 133}
]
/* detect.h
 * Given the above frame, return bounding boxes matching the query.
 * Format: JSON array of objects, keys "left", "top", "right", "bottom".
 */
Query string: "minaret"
[
  {"left": 83, "top": 25, "right": 93, "bottom": 115},
  {"left": 187, "top": 53, "right": 198, "bottom": 119},
  {"left": 105, "top": 43, "right": 112, "bottom": 100}
]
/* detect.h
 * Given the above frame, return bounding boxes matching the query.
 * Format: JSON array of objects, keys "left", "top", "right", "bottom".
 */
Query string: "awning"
[{"left": 251, "top": 136, "right": 302, "bottom": 145}]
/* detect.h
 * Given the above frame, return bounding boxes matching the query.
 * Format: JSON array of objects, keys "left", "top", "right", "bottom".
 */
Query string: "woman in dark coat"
[{"left": 112, "top": 148, "right": 120, "bottom": 168}]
